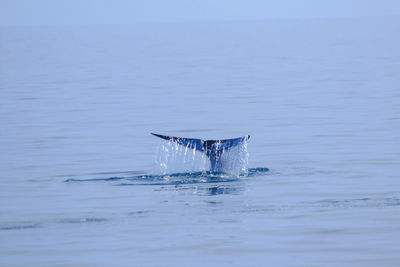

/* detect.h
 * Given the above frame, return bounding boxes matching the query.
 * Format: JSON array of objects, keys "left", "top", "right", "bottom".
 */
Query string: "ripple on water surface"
[{"left": 63, "top": 167, "right": 271, "bottom": 186}]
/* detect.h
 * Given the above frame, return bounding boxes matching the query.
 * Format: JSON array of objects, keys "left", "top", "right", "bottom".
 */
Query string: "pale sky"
[{"left": 1, "top": 0, "right": 400, "bottom": 26}]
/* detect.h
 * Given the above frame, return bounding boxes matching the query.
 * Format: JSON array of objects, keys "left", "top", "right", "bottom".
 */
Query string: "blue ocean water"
[{"left": 1, "top": 18, "right": 400, "bottom": 266}]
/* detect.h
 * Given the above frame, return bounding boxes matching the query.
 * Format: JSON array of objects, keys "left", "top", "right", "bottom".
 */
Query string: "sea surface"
[{"left": 1, "top": 18, "right": 400, "bottom": 266}]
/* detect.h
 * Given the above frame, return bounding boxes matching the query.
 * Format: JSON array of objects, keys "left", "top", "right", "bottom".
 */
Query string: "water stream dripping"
[{"left": 154, "top": 139, "right": 249, "bottom": 176}]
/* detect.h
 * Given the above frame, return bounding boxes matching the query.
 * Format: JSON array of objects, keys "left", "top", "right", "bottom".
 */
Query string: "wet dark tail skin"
[{"left": 151, "top": 133, "right": 250, "bottom": 172}]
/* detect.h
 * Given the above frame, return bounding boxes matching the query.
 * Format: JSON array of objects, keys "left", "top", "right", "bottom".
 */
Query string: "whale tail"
[{"left": 151, "top": 133, "right": 250, "bottom": 172}]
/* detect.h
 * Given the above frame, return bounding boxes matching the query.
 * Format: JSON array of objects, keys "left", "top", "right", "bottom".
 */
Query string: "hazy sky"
[{"left": 1, "top": 0, "right": 400, "bottom": 26}]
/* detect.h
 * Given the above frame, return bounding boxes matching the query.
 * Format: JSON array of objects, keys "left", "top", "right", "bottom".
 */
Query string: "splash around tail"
[{"left": 151, "top": 133, "right": 250, "bottom": 175}]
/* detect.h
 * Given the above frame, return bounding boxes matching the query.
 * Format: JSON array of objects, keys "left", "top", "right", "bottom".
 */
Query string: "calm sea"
[{"left": 1, "top": 18, "right": 400, "bottom": 266}]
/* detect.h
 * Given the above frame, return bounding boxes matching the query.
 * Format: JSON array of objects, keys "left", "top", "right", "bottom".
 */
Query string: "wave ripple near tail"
[{"left": 64, "top": 167, "right": 270, "bottom": 186}]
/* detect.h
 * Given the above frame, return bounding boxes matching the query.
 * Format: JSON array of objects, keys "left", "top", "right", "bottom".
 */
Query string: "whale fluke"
[{"left": 151, "top": 133, "right": 250, "bottom": 172}]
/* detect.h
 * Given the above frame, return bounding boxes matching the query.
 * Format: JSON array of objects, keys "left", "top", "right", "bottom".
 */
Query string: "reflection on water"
[{"left": 153, "top": 184, "right": 243, "bottom": 196}]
